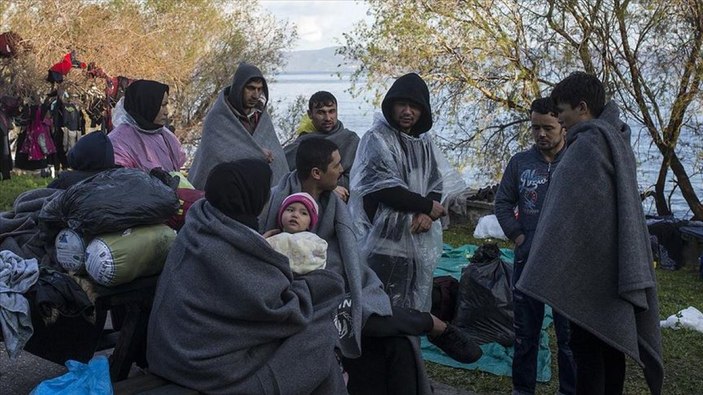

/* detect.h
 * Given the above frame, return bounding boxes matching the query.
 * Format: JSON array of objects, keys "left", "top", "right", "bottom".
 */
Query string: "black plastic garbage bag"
[
  {"left": 453, "top": 243, "right": 514, "bottom": 347},
  {"left": 39, "top": 168, "right": 179, "bottom": 237}
]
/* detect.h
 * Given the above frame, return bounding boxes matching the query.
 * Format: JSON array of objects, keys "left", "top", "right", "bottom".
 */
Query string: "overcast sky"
[{"left": 259, "top": 0, "right": 371, "bottom": 51}]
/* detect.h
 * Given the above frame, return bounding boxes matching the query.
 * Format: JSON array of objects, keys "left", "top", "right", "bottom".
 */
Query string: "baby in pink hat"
[{"left": 265, "top": 192, "right": 328, "bottom": 274}]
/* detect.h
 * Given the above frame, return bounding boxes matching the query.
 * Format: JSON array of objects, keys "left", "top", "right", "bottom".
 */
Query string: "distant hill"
[{"left": 281, "top": 46, "right": 358, "bottom": 74}]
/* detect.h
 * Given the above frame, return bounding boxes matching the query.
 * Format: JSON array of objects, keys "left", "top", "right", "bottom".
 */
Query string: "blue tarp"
[{"left": 421, "top": 244, "right": 553, "bottom": 382}]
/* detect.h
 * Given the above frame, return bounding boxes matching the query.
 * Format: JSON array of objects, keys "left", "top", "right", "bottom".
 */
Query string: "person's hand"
[
  {"left": 515, "top": 234, "right": 525, "bottom": 246},
  {"left": 333, "top": 186, "right": 349, "bottom": 202},
  {"left": 262, "top": 148, "right": 274, "bottom": 163},
  {"left": 262, "top": 229, "right": 281, "bottom": 238},
  {"left": 411, "top": 213, "right": 433, "bottom": 233},
  {"left": 429, "top": 200, "right": 446, "bottom": 220}
]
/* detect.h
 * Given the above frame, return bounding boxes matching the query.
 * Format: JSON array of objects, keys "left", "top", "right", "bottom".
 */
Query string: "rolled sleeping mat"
[
  {"left": 85, "top": 224, "right": 177, "bottom": 287},
  {"left": 55, "top": 228, "right": 88, "bottom": 272}
]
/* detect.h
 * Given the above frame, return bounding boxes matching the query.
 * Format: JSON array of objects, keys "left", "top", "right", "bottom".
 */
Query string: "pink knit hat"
[{"left": 278, "top": 192, "right": 319, "bottom": 230}]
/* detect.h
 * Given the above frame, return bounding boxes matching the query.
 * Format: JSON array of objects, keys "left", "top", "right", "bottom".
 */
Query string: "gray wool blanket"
[
  {"left": 283, "top": 121, "right": 360, "bottom": 188},
  {"left": 0, "top": 188, "right": 62, "bottom": 264},
  {"left": 188, "top": 91, "right": 289, "bottom": 189},
  {"left": 147, "top": 199, "right": 346, "bottom": 394},
  {"left": 260, "top": 171, "right": 392, "bottom": 358},
  {"left": 516, "top": 101, "right": 663, "bottom": 394},
  {"left": 0, "top": 250, "right": 39, "bottom": 360}
]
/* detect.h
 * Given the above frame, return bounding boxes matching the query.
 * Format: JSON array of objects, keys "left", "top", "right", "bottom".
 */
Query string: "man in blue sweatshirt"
[{"left": 494, "top": 97, "right": 575, "bottom": 395}]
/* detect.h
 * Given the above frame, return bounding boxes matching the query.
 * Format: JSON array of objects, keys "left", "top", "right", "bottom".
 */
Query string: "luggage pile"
[{"left": 41, "top": 168, "right": 186, "bottom": 286}]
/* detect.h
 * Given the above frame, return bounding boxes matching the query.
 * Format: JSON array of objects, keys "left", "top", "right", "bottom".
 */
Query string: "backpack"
[{"left": 431, "top": 275, "right": 459, "bottom": 322}]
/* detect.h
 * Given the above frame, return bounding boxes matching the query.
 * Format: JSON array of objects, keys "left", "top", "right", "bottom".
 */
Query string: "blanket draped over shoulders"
[
  {"left": 187, "top": 91, "right": 288, "bottom": 189},
  {"left": 516, "top": 101, "right": 664, "bottom": 394},
  {"left": 260, "top": 171, "right": 392, "bottom": 358},
  {"left": 147, "top": 199, "right": 345, "bottom": 394}
]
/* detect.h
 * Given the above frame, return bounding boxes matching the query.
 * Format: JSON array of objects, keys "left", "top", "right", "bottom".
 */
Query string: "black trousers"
[
  {"left": 342, "top": 307, "right": 433, "bottom": 395},
  {"left": 343, "top": 335, "right": 420, "bottom": 395},
  {"left": 569, "top": 323, "right": 626, "bottom": 395}
]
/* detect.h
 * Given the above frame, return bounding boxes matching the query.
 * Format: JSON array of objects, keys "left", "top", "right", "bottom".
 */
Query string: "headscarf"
[
  {"left": 204, "top": 159, "right": 272, "bottom": 230},
  {"left": 381, "top": 73, "right": 432, "bottom": 136},
  {"left": 124, "top": 80, "right": 169, "bottom": 131},
  {"left": 67, "top": 131, "right": 114, "bottom": 171}
]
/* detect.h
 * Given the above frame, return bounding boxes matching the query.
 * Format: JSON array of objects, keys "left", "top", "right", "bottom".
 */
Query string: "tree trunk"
[
  {"left": 654, "top": 157, "right": 672, "bottom": 216},
  {"left": 669, "top": 152, "right": 703, "bottom": 220}
]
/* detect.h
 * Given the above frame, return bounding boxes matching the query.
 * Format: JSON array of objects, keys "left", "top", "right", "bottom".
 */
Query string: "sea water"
[{"left": 269, "top": 72, "right": 702, "bottom": 219}]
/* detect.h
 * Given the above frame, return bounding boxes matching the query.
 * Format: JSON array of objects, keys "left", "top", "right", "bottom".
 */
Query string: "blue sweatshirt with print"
[{"left": 494, "top": 145, "right": 565, "bottom": 253}]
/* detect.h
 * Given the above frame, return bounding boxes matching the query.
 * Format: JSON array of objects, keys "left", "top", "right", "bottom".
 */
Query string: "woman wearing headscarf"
[
  {"left": 108, "top": 79, "right": 186, "bottom": 172},
  {"left": 147, "top": 159, "right": 347, "bottom": 394}
]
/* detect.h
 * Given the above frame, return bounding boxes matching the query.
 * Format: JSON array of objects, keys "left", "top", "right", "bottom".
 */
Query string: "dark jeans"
[
  {"left": 343, "top": 335, "right": 420, "bottom": 395},
  {"left": 569, "top": 323, "right": 626, "bottom": 395},
  {"left": 512, "top": 258, "right": 576, "bottom": 395}
]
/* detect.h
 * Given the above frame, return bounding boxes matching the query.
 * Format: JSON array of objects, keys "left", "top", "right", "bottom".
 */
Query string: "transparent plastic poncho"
[{"left": 349, "top": 115, "right": 466, "bottom": 311}]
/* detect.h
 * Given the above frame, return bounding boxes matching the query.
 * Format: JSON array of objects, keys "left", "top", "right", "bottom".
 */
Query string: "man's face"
[
  {"left": 531, "top": 111, "right": 565, "bottom": 153},
  {"left": 242, "top": 80, "right": 264, "bottom": 112},
  {"left": 318, "top": 150, "right": 344, "bottom": 191},
  {"left": 308, "top": 103, "right": 338, "bottom": 133},
  {"left": 280, "top": 202, "right": 311, "bottom": 233},
  {"left": 392, "top": 100, "right": 422, "bottom": 132},
  {"left": 555, "top": 101, "right": 587, "bottom": 132},
  {"left": 153, "top": 92, "right": 169, "bottom": 126}
]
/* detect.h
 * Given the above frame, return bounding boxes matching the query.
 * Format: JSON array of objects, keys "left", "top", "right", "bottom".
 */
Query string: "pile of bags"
[{"left": 41, "top": 168, "right": 198, "bottom": 287}]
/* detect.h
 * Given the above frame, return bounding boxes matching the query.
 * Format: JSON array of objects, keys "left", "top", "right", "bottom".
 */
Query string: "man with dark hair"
[
  {"left": 495, "top": 98, "right": 574, "bottom": 395},
  {"left": 517, "top": 72, "right": 664, "bottom": 394},
  {"left": 346, "top": 73, "right": 475, "bottom": 394},
  {"left": 261, "top": 137, "right": 392, "bottom": 365},
  {"left": 349, "top": 73, "right": 464, "bottom": 312},
  {"left": 263, "top": 137, "right": 479, "bottom": 395},
  {"left": 284, "top": 91, "right": 360, "bottom": 201},
  {"left": 188, "top": 62, "right": 288, "bottom": 189}
]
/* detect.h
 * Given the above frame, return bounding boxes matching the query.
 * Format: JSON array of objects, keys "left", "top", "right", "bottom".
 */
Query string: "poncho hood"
[
  {"left": 226, "top": 62, "right": 269, "bottom": 115},
  {"left": 381, "top": 73, "right": 432, "bottom": 136}
]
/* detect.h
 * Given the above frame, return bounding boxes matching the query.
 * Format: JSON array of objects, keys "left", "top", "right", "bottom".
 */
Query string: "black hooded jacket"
[
  {"left": 364, "top": 73, "right": 440, "bottom": 220},
  {"left": 381, "top": 73, "right": 433, "bottom": 136},
  {"left": 47, "top": 131, "right": 116, "bottom": 189}
]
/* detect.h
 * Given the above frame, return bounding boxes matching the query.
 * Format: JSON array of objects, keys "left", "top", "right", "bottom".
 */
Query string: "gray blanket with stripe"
[{"left": 516, "top": 101, "right": 663, "bottom": 394}]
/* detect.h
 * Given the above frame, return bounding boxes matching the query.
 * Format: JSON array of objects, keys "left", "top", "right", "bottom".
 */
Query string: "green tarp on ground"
[{"left": 421, "top": 244, "right": 553, "bottom": 382}]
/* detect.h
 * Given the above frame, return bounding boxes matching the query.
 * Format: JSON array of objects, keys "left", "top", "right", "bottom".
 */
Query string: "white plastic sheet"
[{"left": 473, "top": 214, "right": 508, "bottom": 240}]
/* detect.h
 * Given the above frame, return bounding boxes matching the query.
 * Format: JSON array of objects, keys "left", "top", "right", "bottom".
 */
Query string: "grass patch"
[
  {"left": 431, "top": 225, "right": 703, "bottom": 394},
  {"left": 2, "top": 178, "right": 701, "bottom": 393},
  {"left": 0, "top": 174, "right": 51, "bottom": 211}
]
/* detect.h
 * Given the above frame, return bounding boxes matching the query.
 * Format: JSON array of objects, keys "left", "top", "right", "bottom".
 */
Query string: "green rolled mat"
[{"left": 85, "top": 224, "right": 177, "bottom": 287}]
